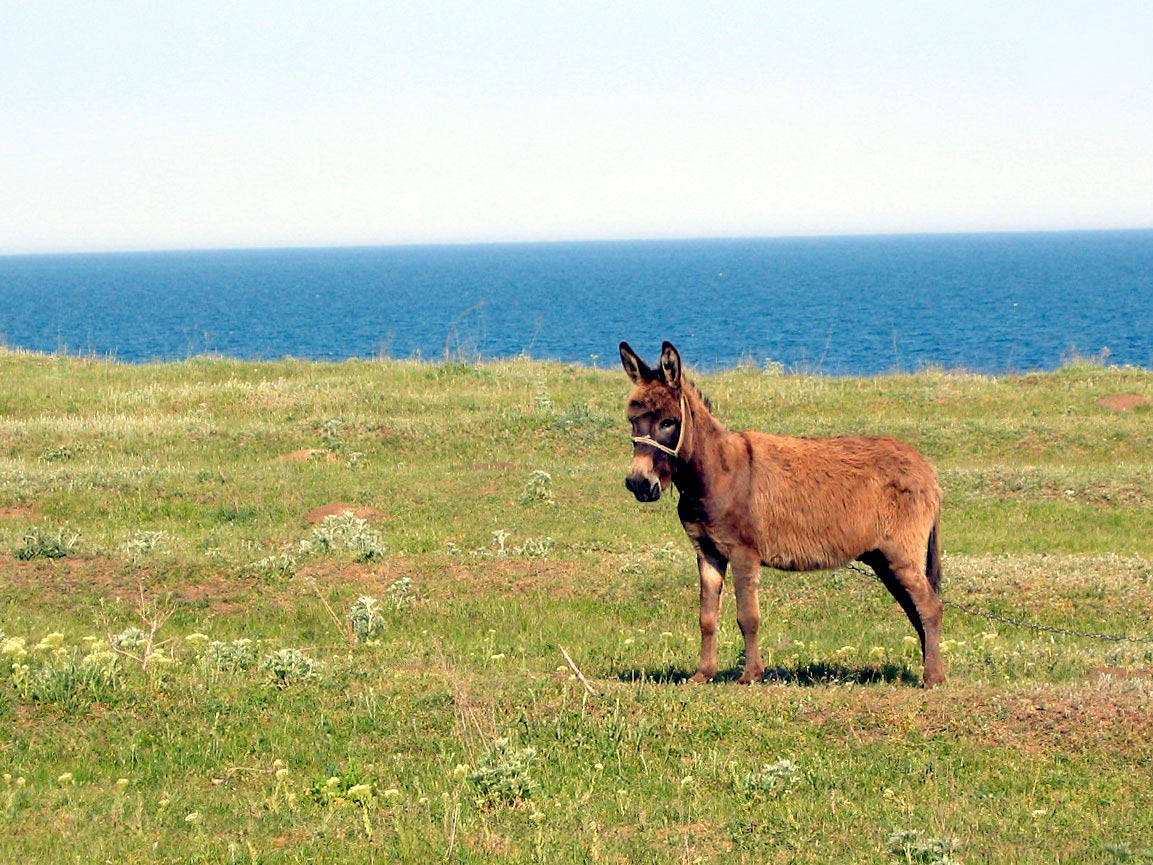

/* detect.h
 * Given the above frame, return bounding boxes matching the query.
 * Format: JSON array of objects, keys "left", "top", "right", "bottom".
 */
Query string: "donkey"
[{"left": 620, "top": 341, "right": 945, "bottom": 688}]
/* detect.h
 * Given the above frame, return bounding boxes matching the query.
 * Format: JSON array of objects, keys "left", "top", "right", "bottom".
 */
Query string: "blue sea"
[{"left": 1, "top": 231, "right": 1151, "bottom": 375}]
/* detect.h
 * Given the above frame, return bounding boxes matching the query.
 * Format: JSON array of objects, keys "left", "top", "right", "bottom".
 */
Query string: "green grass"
[{"left": 1, "top": 348, "right": 1152, "bottom": 863}]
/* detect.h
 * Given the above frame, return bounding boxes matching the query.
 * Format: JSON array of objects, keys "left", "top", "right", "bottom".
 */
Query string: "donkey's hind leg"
[{"left": 860, "top": 549, "right": 946, "bottom": 688}]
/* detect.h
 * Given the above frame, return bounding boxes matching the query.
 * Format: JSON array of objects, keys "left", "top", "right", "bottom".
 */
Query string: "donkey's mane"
[{"left": 686, "top": 379, "right": 713, "bottom": 413}]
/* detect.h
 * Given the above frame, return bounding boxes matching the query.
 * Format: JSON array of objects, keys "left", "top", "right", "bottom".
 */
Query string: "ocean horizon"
[{"left": 2, "top": 229, "right": 1151, "bottom": 375}]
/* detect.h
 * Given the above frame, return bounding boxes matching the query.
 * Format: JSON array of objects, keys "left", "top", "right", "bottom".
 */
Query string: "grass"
[{"left": 1, "top": 348, "right": 1152, "bottom": 863}]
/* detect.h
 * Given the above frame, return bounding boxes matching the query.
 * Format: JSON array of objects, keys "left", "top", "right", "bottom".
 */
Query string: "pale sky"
[{"left": 2, "top": 1, "right": 1152, "bottom": 253}]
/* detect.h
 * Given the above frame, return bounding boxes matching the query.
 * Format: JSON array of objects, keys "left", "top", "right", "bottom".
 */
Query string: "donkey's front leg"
[
  {"left": 731, "top": 552, "right": 765, "bottom": 684},
  {"left": 689, "top": 547, "right": 727, "bottom": 683}
]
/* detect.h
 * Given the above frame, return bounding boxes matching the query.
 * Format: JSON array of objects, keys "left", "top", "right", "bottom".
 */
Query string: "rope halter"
[{"left": 630, "top": 393, "right": 688, "bottom": 459}]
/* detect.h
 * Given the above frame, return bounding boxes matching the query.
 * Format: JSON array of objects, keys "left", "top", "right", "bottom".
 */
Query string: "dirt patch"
[
  {"left": 802, "top": 682, "right": 1153, "bottom": 755},
  {"left": 0, "top": 506, "right": 38, "bottom": 520},
  {"left": 277, "top": 449, "right": 339, "bottom": 463},
  {"left": 304, "top": 502, "right": 384, "bottom": 524},
  {"left": 0, "top": 556, "right": 252, "bottom": 613},
  {"left": 1097, "top": 394, "right": 1153, "bottom": 412}
]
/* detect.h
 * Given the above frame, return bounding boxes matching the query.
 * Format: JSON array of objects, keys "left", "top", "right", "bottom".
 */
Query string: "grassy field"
[{"left": 1, "top": 348, "right": 1152, "bottom": 864}]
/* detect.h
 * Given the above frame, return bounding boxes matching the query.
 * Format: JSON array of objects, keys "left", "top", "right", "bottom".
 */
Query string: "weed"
[
  {"left": 260, "top": 648, "right": 320, "bottom": 688},
  {"left": 205, "top": 639, "right": 257, "bottom": 671},
  {"left": 121, "top": 530, "right": 171, "bottom": 559},
  {"left": 734, "top": 759, "right": 803, "bottom": 799},
  {"left": 520, "top": 470, "right": 554, "bottom": 506},
  {"left": 14, "top": 525, "right": 82, "bottom": 560},
  {"left": 349, "top": 596, "right": 385, "bottom": 642},
  {"left": 300, "top": 512, "right": 386, "bottom": 561},
  {"left": 886, "top": 830, "right": 962, "bottom": 865},
  {"left": 385, "top": 576, "right": 414, "bottom": 609},
  {"left": 468, "top": 738, "right": 538, "bottom": 807},
  {"left": 247, "top": 553, "right": 298, "bottom": 580}
]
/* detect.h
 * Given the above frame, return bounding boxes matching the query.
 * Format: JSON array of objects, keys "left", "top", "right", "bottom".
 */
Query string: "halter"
[{"left": 631, "top": 393, "right": 688, "bottom": 459}]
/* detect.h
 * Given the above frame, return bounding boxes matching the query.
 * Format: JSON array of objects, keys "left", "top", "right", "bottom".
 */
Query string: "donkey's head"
[{"left": 619, "top": 340, "right": 687, "bottom": 502}]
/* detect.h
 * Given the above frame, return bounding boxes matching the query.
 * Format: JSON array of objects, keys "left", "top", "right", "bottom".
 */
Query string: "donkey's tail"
[{"left": 926, "top": 512, "right": 942, "bottom": 595}]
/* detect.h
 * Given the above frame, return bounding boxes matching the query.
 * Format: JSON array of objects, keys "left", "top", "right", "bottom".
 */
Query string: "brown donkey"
[{"left": 620, "top": 341, "right": 945, "bottom": 688}]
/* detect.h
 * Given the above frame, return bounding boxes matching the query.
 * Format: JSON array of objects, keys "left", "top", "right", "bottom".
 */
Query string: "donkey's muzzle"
[{"left": 625, "top": 475, "right": 661, "bottom": 502}]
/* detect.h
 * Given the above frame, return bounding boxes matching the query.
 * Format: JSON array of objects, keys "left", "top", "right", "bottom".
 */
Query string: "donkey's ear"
[
  {"left": 659, "top": 341, "right": 683, "bottom": 390},
  {"left": 619, "top": 341, "right": 651, "bottom": 384}
]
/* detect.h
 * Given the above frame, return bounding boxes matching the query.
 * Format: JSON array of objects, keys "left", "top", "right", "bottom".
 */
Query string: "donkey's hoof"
[
  {"left": 688, "top": 670, "right": 715, "bottom": 684},
  {"left": 737, "top": 668, "right": 765, "bottom": 685},
  {"left": 923, "top": 670, "right": 947, "bottom": 689}
]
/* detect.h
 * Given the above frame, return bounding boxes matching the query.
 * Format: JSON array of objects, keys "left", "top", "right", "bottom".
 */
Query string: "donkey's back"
[{"left": 733, "top": 431, "right": 941, "bottom": 573}]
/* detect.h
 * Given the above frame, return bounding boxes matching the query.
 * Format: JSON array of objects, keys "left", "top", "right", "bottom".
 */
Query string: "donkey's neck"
[{"left": 671, "top": 384, "right": 729, "bottom": 496}]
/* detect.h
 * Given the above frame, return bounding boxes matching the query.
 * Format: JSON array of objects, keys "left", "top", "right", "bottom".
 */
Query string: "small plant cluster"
[
  {"left": 14, "top": 525, "right": 82, "bottom": 560},
  {"left": 734, "top": 759, "right": 803, "bottom": 799},
  {"left": 121, "top": 530, "right": 171, "bottom": 560},
  {"left": 319, "top": 417, "right": 364, "bottom": 465},
  {"left": 886, "top": 830, "right": 962, "bottom": 865},
  {"left": 300, "top": 512, "right": 386, "bottom": 561},
  {"left": 205, "top": 638, "right": 257, "bottom": 670},
  {"left": 520, "top": 470, "right": 554, "bottom": 506},
  {"left": 247, "top": 552, "right": 298, "bottom": 580},
  {"left": 260, "top": 648, "right": 320, "bottom": 688},
  {"left": 467, "top": 738, "right": 538, "bottom": 807},
  {"left": 349, "top": 596, "right": 385, "bottom": 642},
  {"left": 489, "top": 529, "right": 554, "bottom": 557},
  {"left": 348, "top": 579, "right": 415, "bottom": 642}
]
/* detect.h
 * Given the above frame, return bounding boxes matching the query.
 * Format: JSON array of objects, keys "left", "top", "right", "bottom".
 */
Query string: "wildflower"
[
  {"left": 381, "top": 788, "right": 401, "bottom": 799},
  {"left": 834, "top": 645, "right": 856, "bottom": 657},
  {"left": 529, "top": 810, "right": 545, "bottom": 822},
  {"left": 660, "top": 631, "right": 673, "bottom": 638},
  {"left": 57, "top": 772, "right": 74, "bottom": 785},
  {"left": 869, "top": 646, "right": 886, "bottom": 659},
  {"left": 347, "top": 784, "right": 373, "bottom": 802},
  {"left": 623, "top": 638, "right": 634, "bottom": 646},
  {"left": 35, "top": 632, "right": 66, "bottom": 651},
  {"left": 418, "top": 796, "right": 429, "bottom": 805},
  {"left": 489, "top": 653, "right": 506, "bottom": 660},
  {"left": 453, "top": 764, "right": 470, "bottom": 778},
  {"left": 185, "top": 811, "right": 201, "bottom": 824},
  {"left": 275, "top": 769, "right": 289, "bottom": 781},
  {"left": 1, "top": 636, "right": 28, "bottom": 657},
  {"left": 185, "top": 633, "right": 210, "bottom": 645},
  {"left": 593, "top": 763, "right": 604, "bottom": 772},
  {"left": 792, "top": 640, "right": 805, "bottom": 650},
  {"left": 680, "top": 776, "right": 694, "bottom": 788},
  {"left": 115, "top": 778, "right": 130, "bottom": 792}
]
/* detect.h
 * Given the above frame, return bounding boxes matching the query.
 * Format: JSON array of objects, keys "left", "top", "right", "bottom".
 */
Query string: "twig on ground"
[{"left": 558, "top": 644, "right": 598, "bottom": 697}]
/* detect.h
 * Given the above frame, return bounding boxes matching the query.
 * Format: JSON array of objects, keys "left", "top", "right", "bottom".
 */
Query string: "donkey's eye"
[{"left": 660, "top": 419, "right": 677, "bottom": 430}]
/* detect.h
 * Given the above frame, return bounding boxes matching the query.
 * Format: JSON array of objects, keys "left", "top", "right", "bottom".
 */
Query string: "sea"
[{"left": 1, "top": 230, "right": 1151, "bottom": 375}]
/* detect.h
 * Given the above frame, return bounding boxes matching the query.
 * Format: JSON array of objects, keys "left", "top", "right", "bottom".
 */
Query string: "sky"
[{"left": 2, "top": 1, "right": 1152, "bottom": 254}]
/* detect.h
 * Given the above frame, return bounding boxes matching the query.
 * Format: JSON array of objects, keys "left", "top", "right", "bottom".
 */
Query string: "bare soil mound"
[{"left": 1097, "top": 394, "right": 1152, "bottom": 412}]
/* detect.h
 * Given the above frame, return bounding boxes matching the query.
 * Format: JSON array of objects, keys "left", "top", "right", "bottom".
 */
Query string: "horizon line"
[{"left": 3, "top": 224, "right": 1153, "bottom": 259}]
